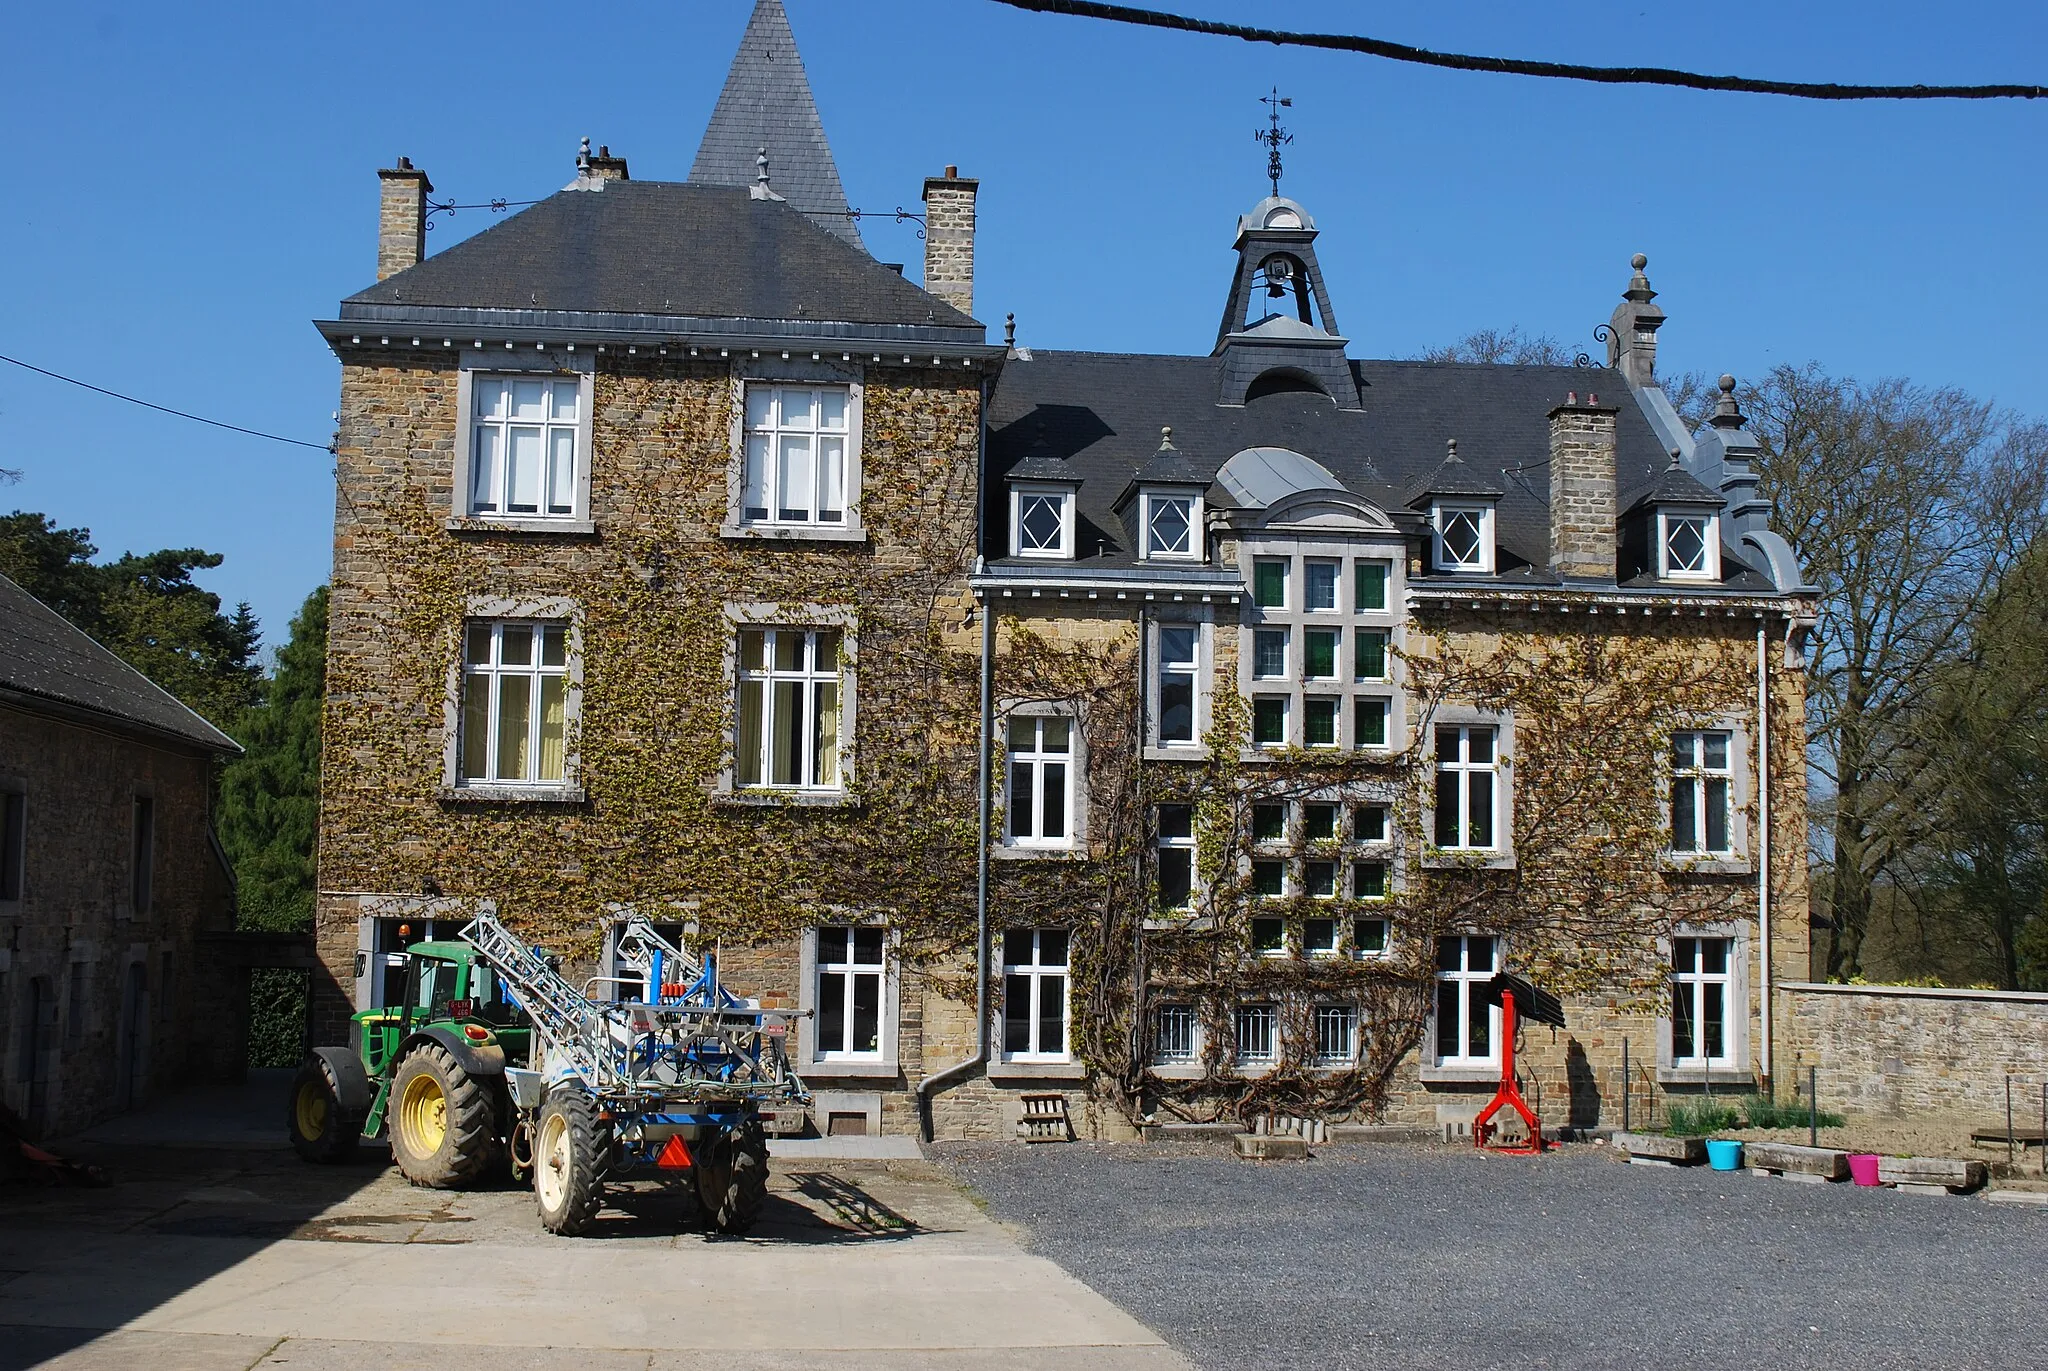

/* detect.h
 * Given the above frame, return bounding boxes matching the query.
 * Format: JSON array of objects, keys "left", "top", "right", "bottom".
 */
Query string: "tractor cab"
[{"left": 353, "top": 939, "right": 533, "bottom": 1078}]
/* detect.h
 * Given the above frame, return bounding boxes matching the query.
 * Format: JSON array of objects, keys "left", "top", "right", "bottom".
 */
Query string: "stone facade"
[
  {"left": 1547, "top": 400, "right": 1621, "bottom": 580},
  {"left": 375, "top": 159, "right": 430, "bottom": 282},
  {"left": 0, "top": 703, "right": 237, "bottom": 1137},
  {"left": 921, "top": 171, "right": 978, "bottom": 318},
  {"left": 1781, "top": 981, "right": 2048, "bottom": 1120}
]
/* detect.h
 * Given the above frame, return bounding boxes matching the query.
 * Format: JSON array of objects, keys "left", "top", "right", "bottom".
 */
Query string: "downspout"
[
  {"left": 918, "top": 374, "right": 995, "bottom": 1139},
  {"left": 1756, "top": 618, "right": 1773, "bottom": 1084}
]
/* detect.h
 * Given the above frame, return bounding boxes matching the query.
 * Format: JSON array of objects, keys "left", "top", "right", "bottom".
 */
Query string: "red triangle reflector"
[{"left": 657, "top": 1135, "right": 692, "bottom": 1170}]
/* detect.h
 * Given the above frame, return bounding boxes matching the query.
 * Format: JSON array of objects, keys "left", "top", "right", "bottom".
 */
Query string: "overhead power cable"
[
  {"left": 987, "top": 0, "right": 2046, "bottom": 101},
  {"left": 0, "top": 352, "right": 334, "bottom": 453}
]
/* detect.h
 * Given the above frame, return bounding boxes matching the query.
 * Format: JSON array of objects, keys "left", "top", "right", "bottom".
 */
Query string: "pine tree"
[{"left": 218, "top": 586, "right": 326, "bottom": 932}]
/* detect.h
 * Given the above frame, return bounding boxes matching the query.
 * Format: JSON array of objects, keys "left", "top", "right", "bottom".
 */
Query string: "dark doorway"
[
  {"left": 22, "top": 975, "right": 55, "bottom": 1133},
  {"left": 117, "top": 960, "right": 150, "bottom": 1110}
]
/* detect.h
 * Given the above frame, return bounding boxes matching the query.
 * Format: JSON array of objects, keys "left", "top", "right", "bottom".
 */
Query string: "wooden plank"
[
  {"left": 1877, "top": 1155, "right": 1987, "bottom": 1190},
  {"left": 1613, "top": 1131, "right": 1706, "bottom": 1164},
  {"left": 1743, "top": 1142, "right": 1849, "bottom": 1180}
]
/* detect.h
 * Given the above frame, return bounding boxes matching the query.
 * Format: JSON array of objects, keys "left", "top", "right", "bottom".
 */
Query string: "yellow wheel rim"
[
  {"left": 399, "top": 1071, "right": 448, "bottom": 1155},
  {"left": 295, "top": 1081, "right": 330, "bottom": 1140}
]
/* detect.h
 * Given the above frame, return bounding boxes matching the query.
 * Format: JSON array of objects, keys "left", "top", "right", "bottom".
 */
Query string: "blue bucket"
[{"left": 1705, "top": 1138, "right": 1744, "bottom": 1171}]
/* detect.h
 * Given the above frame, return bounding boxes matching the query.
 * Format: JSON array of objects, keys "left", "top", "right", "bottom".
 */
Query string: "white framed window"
[
  {"left": 1303, "top": 803, "right": 1339, "bottom": 843},
  {"left": 736, "top": 628, "right": 844, "bottom": 791},
  {"left": 1001, "top": 929, "right": 1071, "bottom": 1061},
  {"left": 1434, "top": 934, "right": 1500, "bottom": 1066},
  {"left": 1235, "top": 1003, "right": 1278, "bottom": 1067},
  {"left": 1304, "top": 697, "right": 1340, "bottom": 749},
  {"left": 1250, "top": 915, "right": 1286, "bottom": 959},
  {"left": 1353, "top": 628, "right": 1389, "bottom": 682},
  {"left": 1354, "top": 559, "right": 1390, "bottom": 612},
  {"left": 1251, "top": 696, "right": 1289, "bottom": 748},
  {"left": 1005, "top": 715, "right": 1075, "bottom": 847},
  {"left": 1252, "top": 558, "right": 1289, "bottom": 609},
  {"left": 1670, "top": 730, "right": 1733, "bottom": 854},
  {"left": 461, "top": 622, "right": 571, "bottom": 786},
  {"left": 1353, "top": 916, "right": 1390, "bottom": 958},
  {"left": 1011, "top": 484, "right": 1075, "bottom": 558},
  {"left": 1251, "top": 803, "right": 1288, "bottom": 845},
  {"left": 1304, "top": 860, "right": 1338, "bottom": 899},
  {"left": 1432, "top": 502, "right": 1495, "bottom": 573},
  {"left": 1352, "top": 804, "right": 1388, "bottom": 843},
  {"left": 1250, "top": 863, "right": 1287, "bottom": 904},
  {"left": 1156, "top": 804, "right": 1196, "bottom": 910},
  {"left": 1142, "top": 490, "right": 1200, "bottom": 559},
  {"left": 743, "top": 384, "right": 852, "bottom": 526},
  {"left": 1352, "top": 860, "right": 1388, "bottom": 901},
  {"left": 1432, "top": 725, "right": 1498, "bottom": 850},
  {"left": 1152, "top": 1003, "right": 1198, "bottom": 1066},
  {"left": 1304, "top": 916, "right": 1339, "bottom": 957},
  {"left": 466, "top": 373, "right": 586, "bottom": 521},
  {"left": 1252, "top": 628, "right": 1289, "bottom": 680},
  {"left": 1314, "top": 1004, "right": 1358, "bottom": 1067},
  {"left": 1658, "top": 510, "right": 1719, "bottom": 581},
  {"left": 1156, "top": 624, "right": 1200, "bottom": 746},
  {"left": 814, "top": 925, "right": 885, "bottom": 1061},
  {"left": 1304, "top": 628, "right": 1340, "bottom": 681},
  {"left": 1304, "top": 559, "right": 1341, "bottom": 611},
  {"left": 1354, "top": 698, "right": 1390, "bottom": 750},
  {"left": 1671, "top": 935, "right": 1735, "bottom": 1068}
]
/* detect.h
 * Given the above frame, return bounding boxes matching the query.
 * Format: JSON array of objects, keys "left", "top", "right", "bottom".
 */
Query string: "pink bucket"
[{"left": 1847, "top": 1153, "right": 1882, "bottom": 1186}]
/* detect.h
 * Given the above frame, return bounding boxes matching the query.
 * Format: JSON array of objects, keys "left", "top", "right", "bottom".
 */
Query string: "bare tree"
[
  {"left": 1416, "top": 327, "right": 1578, "bottom": 366},
  {"left": 1745, "top": 366, "right": 2048, "bottom": 978}
]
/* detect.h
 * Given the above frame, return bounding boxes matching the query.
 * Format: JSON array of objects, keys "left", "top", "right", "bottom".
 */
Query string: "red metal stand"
[{"left": 1473, "top": 990, "right": 1546, "bottom": 1155}]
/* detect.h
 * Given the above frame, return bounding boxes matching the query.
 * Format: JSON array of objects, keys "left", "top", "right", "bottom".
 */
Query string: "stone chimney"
[
  {"left": 1604, "top": 253, "right": 1665, "bottom": 387},
  {"left": 578, "top": 138, "right": 630, "bottom": 182},
  {"left": 921, "top": 166, "right": 978, "bottom": 318},
  {"left": 1547, "top": 391, "right": 1621, "bottom": 580},
  {"left": 376, "top": 156, "right": 433, "bottom": 281}
]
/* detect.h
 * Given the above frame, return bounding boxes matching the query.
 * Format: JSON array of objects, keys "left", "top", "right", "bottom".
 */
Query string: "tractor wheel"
[
  {"left": 695, "top": 1121, "right": 769, "bottom": 1234},
  {"left": 286, "top": 1058, "right": 359, "bottom": 1164},
  {"left": 533, "top": 1088, "right": 609, "bottom": 1236},
  {"left": 388, "top": 1044, "right": 495, "bottom": 1188}
]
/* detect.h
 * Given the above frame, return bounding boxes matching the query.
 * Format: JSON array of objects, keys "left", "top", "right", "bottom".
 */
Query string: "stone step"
[
  {"left": 1234, "top": 1132, "right": 1309, "bottom": 1160},
  {"left": 1743, "top": 1141, "right": 1849, "bottom": 1180},
  {"left": 1612, "top": 1131, "right": 1705, "bottom": 1164}
]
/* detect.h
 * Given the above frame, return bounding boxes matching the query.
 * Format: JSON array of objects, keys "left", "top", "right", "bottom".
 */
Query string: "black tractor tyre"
[
  {"left": 696, "top": 1121, "right": 769, "bottom": 1234},
  {"left": 287, "top": 1057, "right": 360, "bottom": 1164},
  {"left": 388, "top": 1043, "right": 496, "bottom": 1188},
  {"left": 533, "top": 1088, "right": 610, "bottom": 1236}
]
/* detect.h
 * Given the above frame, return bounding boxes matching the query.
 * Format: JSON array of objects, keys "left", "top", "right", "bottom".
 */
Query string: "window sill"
[
  {"left": 438, "top": 785, "right": 587, "bottom": 805},
  {"left": 445, "top": 516, "right": 596, "bottom": 536},
  {"left": 719, "top": 522, "right": 869, "bottom": 546},
  {"left": 1142, "top": 745, "right": 1209, "bottom": 763},
  {"left": 1144, "top": 915, "right": 1215, "bottom": 933},
  {"left": 1420, "top": 851, "right": 1517, "bottom": 872},
  {"left": 1146, "top": 1063, "right": 1207, "bottom": 1081},
  {"left": 988, "top": 1059, "right": 1088, "bottom": 1082},
  {"left": 991, "top": 844, "right": 1086, "bottom": 862},
  {"left": 1419, "top": 1063, "right": 1502, "bottom": 1085},
  {"left": 1660, "top": 855, "right": 1756, "bottom": 877},
  {"left": 713, "top": 789, "right": 861, "bottom": 810},
  {"left": 799, "top": 1059, "right": 899, "bottom": 1080},
  {"left": 1656, "top": 1067, "right": 1756, "bottom": 1088}
]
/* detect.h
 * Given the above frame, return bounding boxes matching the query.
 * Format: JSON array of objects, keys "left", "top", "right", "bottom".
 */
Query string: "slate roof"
[
  {"left": 689, "top": 0, "right": 863, "bottom": 250},
  {"left": 342, "top": 182, "right": 974, "bottom": 336},
  {"left": 0, "top": 573, "right": 239, "bottom": 753},
  {"left": 986, "top": 353, "right": 1772, "bottom": 590}
]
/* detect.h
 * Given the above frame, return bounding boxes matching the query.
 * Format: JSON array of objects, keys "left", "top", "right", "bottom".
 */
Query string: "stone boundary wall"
[{"left": 1782, "top": 980, "right": 2048, "bottom": 1119}]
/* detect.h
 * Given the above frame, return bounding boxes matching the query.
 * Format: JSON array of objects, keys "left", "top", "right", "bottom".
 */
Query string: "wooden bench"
[
  {"left": 1613, "top": 1131, "right": 1705, "bottom": 1166},
  {"left": 1743, "top": 1142, "right": 1849, "bottom": 1181}
]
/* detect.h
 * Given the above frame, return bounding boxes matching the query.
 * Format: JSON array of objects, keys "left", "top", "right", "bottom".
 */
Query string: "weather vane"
[{"left": 1256, "top": 88, "right": 1293, "bottom": 195}]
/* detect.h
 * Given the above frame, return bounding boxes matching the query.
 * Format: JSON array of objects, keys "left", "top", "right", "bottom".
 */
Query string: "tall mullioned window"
[
  {"left": 1157, "top": 625, "right": 1199, "bottom": 745},
  {"left": 1002, "top": 929, "right": 1071, "bottom": 1061},
  {"left": 1435, "top": 934, "right": 1499, "bottom": 1065},
  {"left": 469, "top": 374, "right": 582, "bottom": 519},
  {"left": 1156, "top": 804, "right": 1196, "bottom": 910},
  {"left": 1670, "top": 730, "right": 1733, "bottom": 855},
  {"left": 743, "top": 384, "right": 850, "bottom": 526},
  {"left": 462, "top": 622, "right": 570, "bottom": 785},
  {"left": 814, "top": 926, "right": 884, "bottom": 1060},
  {"left": 1433, "top": 725, "right": 1498, "bottom": 850},
  {"left": 1672, "top": 935, "right": 1734, "bottom": 1068},
  {"left": 1006, "top": 716, "right": 1075, "bottom": 847},
  {"left": 736, "top": 628, "right": 842, "bottom": 790}
]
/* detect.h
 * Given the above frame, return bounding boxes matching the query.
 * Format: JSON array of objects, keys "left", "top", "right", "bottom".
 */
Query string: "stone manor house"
[{"left": 314, "top": 0, "right": 1820, "bottom": 1141}]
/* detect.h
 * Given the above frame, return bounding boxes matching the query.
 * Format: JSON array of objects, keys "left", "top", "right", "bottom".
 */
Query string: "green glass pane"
[{"left": 1254, "top": 560, "right": 1287, "bottom": 608}]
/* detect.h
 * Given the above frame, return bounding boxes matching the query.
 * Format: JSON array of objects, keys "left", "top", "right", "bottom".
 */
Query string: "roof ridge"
[{"left": 689, "top": 0, "right": 863, "bottom": 251}]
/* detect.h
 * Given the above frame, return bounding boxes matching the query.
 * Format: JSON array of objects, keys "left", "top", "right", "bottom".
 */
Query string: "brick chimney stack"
[
  {"left": 376, "top": 157, "right": 433, "bottom": 281},
  {"left": 1547, "top": 391, "right": 1621, "bottom": 580},
  {"left": 576, "top": 137, "right": 630, "bottom": 183},
  {"left": 921, "top": 166, "right": 978, "bottom": 318}
]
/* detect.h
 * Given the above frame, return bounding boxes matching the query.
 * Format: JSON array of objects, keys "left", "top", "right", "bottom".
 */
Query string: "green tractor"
[{"left": 287, "top": 934, "right": 534, "bottom": 1188}]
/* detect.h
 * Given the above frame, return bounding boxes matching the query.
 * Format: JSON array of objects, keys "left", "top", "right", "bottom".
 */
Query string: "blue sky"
[{"left": 2, "top": 1, "right": 2042, "bottom": 653}]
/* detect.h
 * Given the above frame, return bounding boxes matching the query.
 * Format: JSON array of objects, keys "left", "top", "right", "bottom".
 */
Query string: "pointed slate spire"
[{"left": 690, "top": 0, "right": 863, "bottom": 249}]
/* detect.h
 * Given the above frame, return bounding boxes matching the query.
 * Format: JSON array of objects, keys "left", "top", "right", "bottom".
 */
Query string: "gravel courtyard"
[{"left": 935, "top": 1138, "right": 2048, "bottom": 1371}]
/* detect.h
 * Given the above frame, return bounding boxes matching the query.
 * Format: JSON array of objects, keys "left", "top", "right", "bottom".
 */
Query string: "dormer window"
[
  {"left": 1141, "top": 489, "right": 1201, "bottom": 560},
  {"left": 1658, "top": 510, "right": 1719, "bottom": 581},
  {"left": 1012, "top": 484, "right": 1075, "bottom": 559},
  {"left": 1432, "top": 503, "right": 1495, "bottom": 574}
]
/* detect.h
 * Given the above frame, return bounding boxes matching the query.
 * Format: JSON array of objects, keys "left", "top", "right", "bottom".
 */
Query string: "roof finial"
[
  {"left": 1711, "top": 373, "right": 1746, "bottom": 428},
  {"left": 1256, "top": 88, "right": 1294, "bottom": 196},
  {"left": 1625, "top": 251, "right": 1656, "bottom": 303},
  {"left": 1159, "top": 425, "right": 1176, "bottom": 451},
  {"left": 1446, "top": 437, "right": 1460, "bottom": 462},
  {"left": 756, "top": 147, "right": 770, "bottom": 188},
  {"left": 578, "top": 135, "right": 591, "bottom": 170},
  {"left": 1004, "top": 312, "right": 1016, "bottom": 348}
]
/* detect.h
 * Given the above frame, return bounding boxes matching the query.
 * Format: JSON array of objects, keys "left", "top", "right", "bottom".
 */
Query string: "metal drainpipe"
[
  {"left": 918, "top": 376, "right": 995, "bottom": 1140},
  {"left": 1756, "top": 618, "right": 1773, "bottom": 1084}
]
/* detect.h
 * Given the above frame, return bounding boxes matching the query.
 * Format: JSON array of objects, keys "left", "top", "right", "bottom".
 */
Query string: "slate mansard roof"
[
  {"left": 987, "top": 353, "right": 1775, "bottom": 592},
  {"left": 0, "top": 573, "right": 239, "bottom": 754},
  {"left": 338, "top": 182, "right": 981, "bottom": 348}
]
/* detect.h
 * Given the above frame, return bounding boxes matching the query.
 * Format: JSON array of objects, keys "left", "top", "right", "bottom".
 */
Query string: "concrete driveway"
[{"left": 0, "top": 1083, "right": 1184, "bottom": 1371}]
